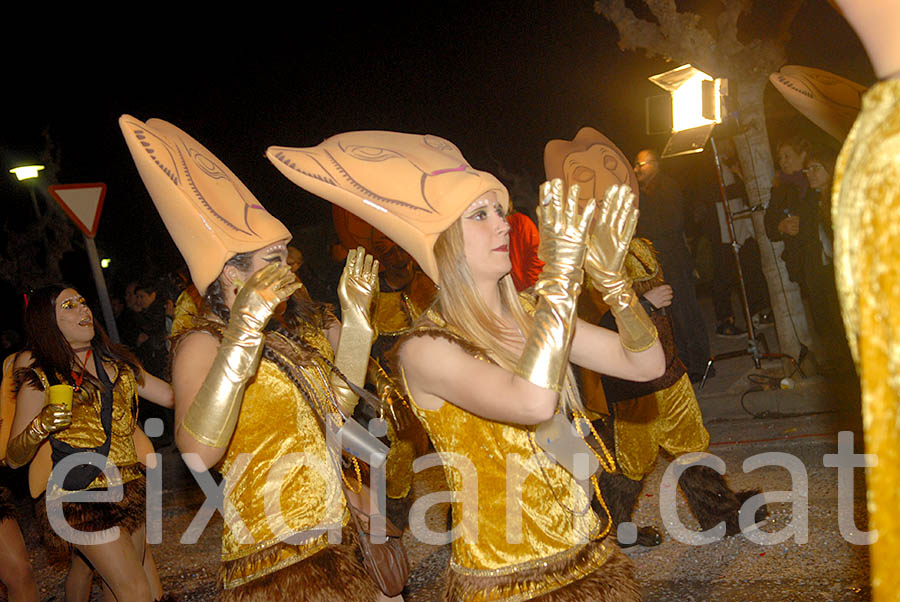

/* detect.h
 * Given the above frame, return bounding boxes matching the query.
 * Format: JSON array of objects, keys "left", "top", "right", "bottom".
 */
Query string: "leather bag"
[{"left": 343, "top": 480, "right": 409, "bottom": 597}]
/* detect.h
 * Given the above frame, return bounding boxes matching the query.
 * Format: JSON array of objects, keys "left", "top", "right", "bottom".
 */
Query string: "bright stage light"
[{"left": 649, "top": 65, "right": 726, "bottom": 157}]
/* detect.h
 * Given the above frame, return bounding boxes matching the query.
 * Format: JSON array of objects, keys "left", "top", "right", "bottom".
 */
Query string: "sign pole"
[{"left": 83, "top": 234, "right": 120, "bottom": 343}]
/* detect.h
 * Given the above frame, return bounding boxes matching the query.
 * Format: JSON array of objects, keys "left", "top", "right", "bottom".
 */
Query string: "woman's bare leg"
[
  {"left": 65, "top": 551, "right": 94, "bottom": 602},
  {"left": 130, "top": 525, "right": 163, "bottom": 600},
  {"left": 76, "top": 531, "right": 152, "bottom": 602},
  {"left": 0, "top": 518, "right": 39, "bottom": 602}
]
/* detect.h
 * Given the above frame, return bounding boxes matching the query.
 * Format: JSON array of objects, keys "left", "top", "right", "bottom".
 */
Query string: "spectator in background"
[
  {"left": 634, "top": 149, "right": 711, "bottom": 381},
  {"left": 134, "top": 279, "right": 173, "bottom": 447},
  {"left": 765, "top": 135, "right": 812, "bottom": 288},
  {"left": 506, "top": 201, "right": 544, "bottom": 291},
  {"left": 116, "top": 280, "right": 141, "bottom": 347},
  {"left": 134, "top": 281, "right": 167, "bottom": 376},
  {"left": 798, "top": 145, "right": 852, "bottom": 372}
]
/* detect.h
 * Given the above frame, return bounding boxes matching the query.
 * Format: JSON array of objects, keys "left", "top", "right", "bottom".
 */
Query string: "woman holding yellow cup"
[{"left": 7, "top": 285, "right": 174, "bottom": 601}]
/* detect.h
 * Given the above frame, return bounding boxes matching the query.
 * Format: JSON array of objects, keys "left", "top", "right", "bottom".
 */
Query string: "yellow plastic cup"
[{"left": 48, "top": 384, "right": 74, "bottom": 411}]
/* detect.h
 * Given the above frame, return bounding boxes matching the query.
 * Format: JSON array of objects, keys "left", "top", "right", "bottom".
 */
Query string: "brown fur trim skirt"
[
  {"left": 0, "top": 485, "right": 16, "bottom": 522},
  {"left": 221, "top": 526, "right": 381, "bottom": 602},
  {"left": 36, "top": 472, "right": 146, "bottom": 556},
  {"left": 444, "top": 539, "right": 640, "bottom": 602}
]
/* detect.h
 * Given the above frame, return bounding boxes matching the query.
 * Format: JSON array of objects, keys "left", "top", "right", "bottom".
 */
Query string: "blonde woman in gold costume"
[
  {"left": 120, "top": 116, "right": 399, "bottom": 601},
  {"left": 268, "top": 131, "right": 665, "bottom": 601}
]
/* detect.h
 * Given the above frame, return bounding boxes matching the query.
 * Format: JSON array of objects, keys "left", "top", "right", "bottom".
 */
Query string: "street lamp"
[{"left": 9, "top": 164, "right": 45, "bottom": 219}]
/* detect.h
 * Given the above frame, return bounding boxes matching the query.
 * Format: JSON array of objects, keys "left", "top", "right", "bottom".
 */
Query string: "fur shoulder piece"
[
  {"left": 168, "top": 318, "right": 224, "bottom": 361},
  {"left": 386, "top": 306, "right": 495, "bottom": 376}
]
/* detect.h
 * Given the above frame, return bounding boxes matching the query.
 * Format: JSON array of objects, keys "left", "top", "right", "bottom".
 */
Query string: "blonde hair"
[{"left": 432, "top": 219, "right": 584, "bottom": 414}]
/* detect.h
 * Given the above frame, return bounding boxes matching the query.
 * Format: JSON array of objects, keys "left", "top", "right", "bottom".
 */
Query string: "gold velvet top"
[
  {"left": 174, "top": 312, "right": 347, "bottom": 590},
  {"left": 373, "top": 271, "right": 438, "bottom": 336},
  {"left": 31, "top": 364, "right": 142, "bottom": 497},
  {"left": 832, "top": 78, "right": 900, "bottom": 601},
  {"left": 400, "top": 311, "right": 604, "bottom": 578}
]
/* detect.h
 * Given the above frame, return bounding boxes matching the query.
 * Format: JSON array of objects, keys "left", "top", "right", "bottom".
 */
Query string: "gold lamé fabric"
[
  {"left": 404, "top": 385, "right": 610, "bottom": 585},
  {"left": 832, "top": 78, "right": 900, "bottom": 601},
  {"left": 373, "top": 271, "right": 437, "bottom": 336},
  {"left": 373, "top": 270, "right": 437, "bottom": 499},
  {"left": 217, "top": 340, "right": 348, "bottom": 589},
  {"left": 374, "top": 290, "right": 413, "bottom": 335},
  {"left": 401, "top": 319, "right": 612, "bottom": 600},
  {"left": 586, "top": 238, "right": 708, "bottom": 480},
  {"left": 170, "top": 289, "right": 202, "bottom": 341},
  {"left": 174, "top": 292, "right": 349, "bottom": 590},
  {"left": 199, "top": 319, "right": 349, "bottom": 591},
  {"left": 613, "top": 374, "right": 708, "bottom": 481},
  {"left": 32, "top": 365, "right": 143, "bottom": 497}
]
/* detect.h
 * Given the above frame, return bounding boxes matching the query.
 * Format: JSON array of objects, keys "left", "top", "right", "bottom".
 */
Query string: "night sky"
[{"left": 1, "top": 1, "right": 874, "bottom": 309}]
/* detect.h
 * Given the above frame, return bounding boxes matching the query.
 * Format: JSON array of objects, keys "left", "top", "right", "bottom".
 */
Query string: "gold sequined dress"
[
  {"left": 399, "top": 307, "right": 639, "bottom": 602},
  {"left": 832, "top": 78, "right": 900, "bottom": 601},
  {"left": 171, "top": 303, "right": 379, "bottom": 602}
]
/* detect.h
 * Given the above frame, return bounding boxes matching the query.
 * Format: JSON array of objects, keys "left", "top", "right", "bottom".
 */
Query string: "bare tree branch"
[{"left": 775, "top": 0, "right": 806, "bottom": 45}]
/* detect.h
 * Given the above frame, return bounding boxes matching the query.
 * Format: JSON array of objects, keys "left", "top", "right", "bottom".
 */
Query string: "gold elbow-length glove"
[
  {"left": 516, "top": 179, "right": 596, "bottom": 392},
  {"left": 585, "top": 184, "right": 658, "bottom": 352},
  {"left": 332, "top": 247, "right": 379, "bottom": 417},
  {"left": 6, "top": 403, "right": 71, "bottom": 468},
  {"left": 182, "top": 263, "right": 301, "bottom": 448}
]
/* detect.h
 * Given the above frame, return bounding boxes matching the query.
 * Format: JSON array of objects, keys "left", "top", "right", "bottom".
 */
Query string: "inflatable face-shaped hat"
[
  {"left": 543, "top": 126, "right": 638, "bottom": 207},
  {"left": 119, "top": 115, "right": 291, "bottom": 295},
  {"left": 267, "top": 131, "right": 508, "bottom": 283}
]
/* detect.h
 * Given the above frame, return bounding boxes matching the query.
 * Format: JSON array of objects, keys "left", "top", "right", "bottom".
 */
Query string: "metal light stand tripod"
[{"left": 699, "top": 137, "right": 798, "bottom": 390}]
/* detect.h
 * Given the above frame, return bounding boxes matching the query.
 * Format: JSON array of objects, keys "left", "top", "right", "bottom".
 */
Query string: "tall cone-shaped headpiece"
[
  {"left": 266, "top": 131, "right": 507, "bottom": 283},
  {"left": 119, "top": 115, "right": 291, "bottom": 295},
  {"left": 769, "top": 66, "right": 866, "bottom": 141}
]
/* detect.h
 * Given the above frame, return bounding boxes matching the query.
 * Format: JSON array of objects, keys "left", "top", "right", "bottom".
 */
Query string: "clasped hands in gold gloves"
[
  {"left": 181, "top": 249, "right": 379, "bottom": 448},
  {"left": 6, "top": 402, "right": 72, "bottom": 468},
  {"left": 514, "top": 179, "right": 658, "bottom": 393}
]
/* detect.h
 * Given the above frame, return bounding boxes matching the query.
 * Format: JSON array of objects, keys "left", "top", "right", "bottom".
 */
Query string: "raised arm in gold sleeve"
[
  {"left": 181, "top": 263, "right": 301, "bottom": 448},
  {"left": 331, "top": 247, "right": 379, "bottom": 417},
  {"left": 585, "top": 185, "right": 658, "bottom": 352},
  {"left": 515, "top": 179, "right": 596, "bottom": 392}
]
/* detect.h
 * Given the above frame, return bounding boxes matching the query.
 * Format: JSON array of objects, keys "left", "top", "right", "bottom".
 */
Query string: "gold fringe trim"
[
  {"left": 221, "top": 526, "right": 379, "bottom": 601},
  {"left": 219, "top": 516, "right": 346, "bottom": 562},
  {"left": 445, "top": 538, "right": 638, "bottom": 602}
]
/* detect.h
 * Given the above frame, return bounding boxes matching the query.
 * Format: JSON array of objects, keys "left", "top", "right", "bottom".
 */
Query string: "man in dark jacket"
[{"left": 633, "top": 149, "right": 710, "bottom": 381}]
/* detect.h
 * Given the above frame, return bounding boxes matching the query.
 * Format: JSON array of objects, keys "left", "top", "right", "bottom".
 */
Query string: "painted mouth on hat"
[{"left": 429, "top": 164, "right": 468, "bottom": 176}]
